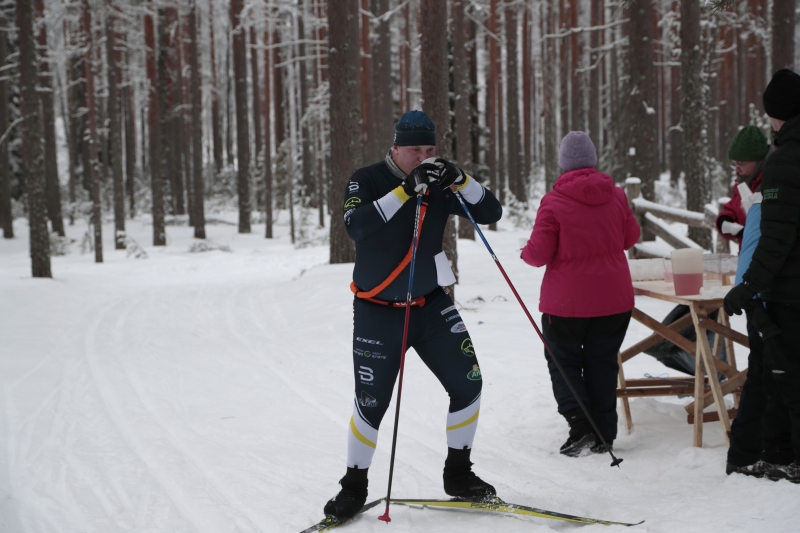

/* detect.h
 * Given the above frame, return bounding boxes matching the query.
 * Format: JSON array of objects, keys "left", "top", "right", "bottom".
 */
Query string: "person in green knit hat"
[{"left": 715, "top": 125, "right": 771, "bottom": 245}]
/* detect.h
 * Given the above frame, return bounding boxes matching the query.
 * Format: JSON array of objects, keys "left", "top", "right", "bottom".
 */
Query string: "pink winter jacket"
[{"left": 521, "top": 168, "right": 640, "bottom": 318}]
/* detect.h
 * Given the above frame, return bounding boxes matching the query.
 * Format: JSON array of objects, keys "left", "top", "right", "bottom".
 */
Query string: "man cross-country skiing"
[{"left": 323, "top": 110, "right": 503, "bottom": 518}]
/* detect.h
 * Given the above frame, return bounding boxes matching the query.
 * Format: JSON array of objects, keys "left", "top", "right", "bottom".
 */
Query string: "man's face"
[
  {"left": 769, "top": 116, "right": 786, "bottom": 132},
  {"left": 730, "top": 160, "right": 759, "bottom": 178},
  {"left": 391, "top": 145, "right": 436, "bottom": 175}
]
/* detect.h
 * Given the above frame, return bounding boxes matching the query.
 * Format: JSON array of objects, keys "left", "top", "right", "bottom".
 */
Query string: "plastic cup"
[
  {"left": 670, "top": 248, "right": 704, "bottom": 295},
  {"left": 662, "top": 258, "right": 674, "bottom": 282}
]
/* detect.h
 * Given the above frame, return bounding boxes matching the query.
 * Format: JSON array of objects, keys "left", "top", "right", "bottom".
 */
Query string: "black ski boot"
[
  {"left": 323, "top": 467, "right": 369, "bottom": 518},
  {"left": 560, "top": 408, "right": 596, "bottom": 457},
  {"left": 726, "top": 460, "right": 775, "bottom": 478},
  {"left": 443, "top": 447, "right": 496, "bottom": 501}
]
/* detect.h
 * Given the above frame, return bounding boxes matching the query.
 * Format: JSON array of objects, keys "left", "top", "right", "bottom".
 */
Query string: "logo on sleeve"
[
  {"left": 763, "top": 188, "right": 778, "bottom": 200},
  {"left": 450, "top": 321, "right": 467, "bottom": 334},
  {"left": 461, "top": 338, "right": 475, "bottom": 356},
  {"left": 344, "top": 197, "right": 362, "bottom": 210},
  {"left": 467, "top": 365, "right": 482, "bottom": 381},
  {"left": 359, "top": 391, "right": 378, "bottom": 407},
  {"left": 358, "top": 365, "right": 374, "bottom": 384}
]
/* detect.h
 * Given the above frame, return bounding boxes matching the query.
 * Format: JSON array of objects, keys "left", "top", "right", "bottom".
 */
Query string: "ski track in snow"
[{"left": 1, "top": 216, "right": 799, "bottom": 533}]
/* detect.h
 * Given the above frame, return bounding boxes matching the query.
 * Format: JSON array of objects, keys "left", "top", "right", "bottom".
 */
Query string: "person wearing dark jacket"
[
  {"left": 724, "top": 68, "right": 800, "bottom": 483},
  {"left": 323, "top": 111, "right": 503, "bottom": 518},
  {"left": 521, "top": 131, "right": 640, "bottom": 457},
  {"left": 716, "top": 125, "right": 769, "bottom": 246}
]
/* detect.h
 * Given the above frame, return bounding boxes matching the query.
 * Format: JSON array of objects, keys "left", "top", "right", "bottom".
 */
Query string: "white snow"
[{"left": 1, "top": 212, "right": 797, "bottom": 533}]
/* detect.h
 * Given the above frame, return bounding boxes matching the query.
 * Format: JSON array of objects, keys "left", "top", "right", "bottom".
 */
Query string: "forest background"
[{"left": 1, "top": 0, "right": 799, "bottom": 278}]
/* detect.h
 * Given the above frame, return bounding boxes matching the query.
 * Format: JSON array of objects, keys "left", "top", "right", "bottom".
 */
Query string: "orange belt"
[{"left": 350, "top": 193, "right": 429, "bottom": 307}]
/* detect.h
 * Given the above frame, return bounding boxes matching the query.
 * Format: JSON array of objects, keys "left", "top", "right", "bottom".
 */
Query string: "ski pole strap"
[{"left": 350, "top": 193, "right": 429, "bottom": 300}]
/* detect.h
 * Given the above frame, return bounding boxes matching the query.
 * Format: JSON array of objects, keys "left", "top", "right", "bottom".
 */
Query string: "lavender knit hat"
[{"left": 558, "top": 131, "right": 597, "bottom": 171}]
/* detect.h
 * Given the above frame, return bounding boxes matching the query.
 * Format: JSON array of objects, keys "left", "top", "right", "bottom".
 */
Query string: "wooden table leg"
[
  {"left": 618, "top": 351, "right": 633, "bottom": 434},
  {"left": 690, "top": 302, "right": 731, "bottom": 446},
  {"left": 719, "top": 310, "right": 741, "bottom": 409}
]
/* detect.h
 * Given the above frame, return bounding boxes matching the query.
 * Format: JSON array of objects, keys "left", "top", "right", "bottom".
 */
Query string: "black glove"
[
  {"left": 434, "top": 158, "right": 467, "bottom": 189},
  {"left": 723, "top": 281, "right": 757, "bottom": 316},
  {"left": 402, "top": 162, "right": 440, "bottom": 197}
]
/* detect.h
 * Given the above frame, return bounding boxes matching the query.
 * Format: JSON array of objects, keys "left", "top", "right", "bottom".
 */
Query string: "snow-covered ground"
[{"left": 1, "top": 211, "right": 797, "bottom": 533}]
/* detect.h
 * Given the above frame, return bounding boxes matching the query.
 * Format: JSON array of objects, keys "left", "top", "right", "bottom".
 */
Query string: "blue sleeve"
[{"left": 735, "top": 203, "right": 761, "bottom": 287}]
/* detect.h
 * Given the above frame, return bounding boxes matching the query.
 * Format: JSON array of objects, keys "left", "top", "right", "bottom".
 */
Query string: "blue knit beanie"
[
  {"left": 394, "top": 110, "right": 436, "bottom": 146},
  {"left": 558, "top": 131, "right": 597, "bottom": 171}
]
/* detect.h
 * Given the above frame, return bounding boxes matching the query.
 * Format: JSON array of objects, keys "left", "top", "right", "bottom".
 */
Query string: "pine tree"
[
  {"left": 17, "top": 0, "right": 51, "bottom": 276},
  {"left": 327, "top": 0, "right": 360, "bottom": 264}
]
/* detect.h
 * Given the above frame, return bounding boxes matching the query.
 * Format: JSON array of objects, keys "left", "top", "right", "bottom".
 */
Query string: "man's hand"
[
  {"left": 402, "top": 162, "right": 441, "bottom": 197},
  {"left": 724, "top": 281, "right": 757, "bottom": 316},
  {"left": 721, "top": 220, "right": 745, "bottom": 237},
  {"left": 434, "top": 158, "right": 467, "bottom": 189}
]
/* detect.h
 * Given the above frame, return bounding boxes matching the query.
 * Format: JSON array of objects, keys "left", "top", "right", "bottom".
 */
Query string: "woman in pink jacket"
[{"left": 521, "top": 131, "right": 640, "bottom": 457}]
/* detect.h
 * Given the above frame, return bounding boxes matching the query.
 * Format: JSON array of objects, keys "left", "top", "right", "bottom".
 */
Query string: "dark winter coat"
[
  {"left": 344, "top": 160, "right": 502, "bottom": 301},
  {"left": 742, "top": 114, "right": 800, "bottom": 304},
  {"left": 521, "top": 168, "right": 640, "bottom": 317}
]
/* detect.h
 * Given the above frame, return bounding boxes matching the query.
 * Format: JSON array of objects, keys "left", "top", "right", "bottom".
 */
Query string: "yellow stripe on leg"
[
  {"left": 447, "top": 408, "right": 480, "bottom": 431},
  {"left": 350, "top": 416, "right": 377, "bottom": 449}
]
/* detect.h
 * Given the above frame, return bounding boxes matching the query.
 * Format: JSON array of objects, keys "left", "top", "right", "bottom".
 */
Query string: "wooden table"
[{"left": 617, "top": 281, "right": 750, "bottom": 447}]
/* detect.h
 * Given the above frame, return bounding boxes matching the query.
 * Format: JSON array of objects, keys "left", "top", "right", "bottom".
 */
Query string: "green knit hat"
[{"left": 728, "top": 125, "right": 769, "bottom": 162}]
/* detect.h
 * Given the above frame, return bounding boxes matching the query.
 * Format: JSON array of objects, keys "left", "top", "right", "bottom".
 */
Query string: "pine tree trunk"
[
  {"left": 298, "top": 10, "right": 314, "bottom": 206},
  {"left": 454, "top": 0, "right": 474, "bottom": 241},
  {"left": 273, "top": 26, "right": 285, "bottom": 150},
  {"left": 106, "top": 5, "right": 125, "bottom": 249},
  {"left": 18, "top": 0, "right": 51, "bottom": 275},
  {"left": 146, "top": 3, "right": 166, "bottom": 246},
  {"left": 327, "top": 0, "right": 360, "bottom": 264},
  {"left": 250, "top": 27, "right": 262, "bottom": 168},
  {"left": 771, "top": 0, "right": 796, "bottom": 73},
  {"left": 681, "top": 0, "right": 711, "bottom": 249},
  {"left": 522, "top": 5, "right": 532, "bottom": 175},
  {"left": 627, "top": 0, "right": 658, "bottom": 206},
  {"left": 209, "top": 1, "right": 222, "bottom": 173},
  {"left": 225, "top": 43, "right": 234, "bottom": 167},
  {"left": 588, "top": 0, "right": 602, "bottom": 154},
  {"left": 0, "top": 14, "right": 12, "bottom": 239},
  {"left": 506, "top": 3, "right": 524, "bottom": 204},
  {"left": 569, "top": 0, "right": 584, "bottom": 133},
  {"left": 84, "top": 1, "right": 103, "bottom": 262},
  {"left": 189, "top": 0, "right": 205, "bottom": 239},
  {"left": 62, "top": 23, "right": 79, "bottom": 226},
  {"left": 263, "top": 26, "right": 273, "bottom": 238},
  {"left": 35, "top": 0, "right": 64, "bottom": 237},
  {"left": 421, "top": 0, "right": 457, "bottom": 287},
  {"left": 231, "top": 0, "right": 251, "bottom": 233},
  {"left": 543, "top": 0, "right": 558, "bottom": 192},
  {"left": 487, "top": 0, "right": 500, "bottom": 210},
  {"left": 123, "top": 77, "right": 137, "bottom": 218},
  {"left": 370, "top": 0, "right": 392, "bottom": 164},
  {"left": 360, "top": 0, "right": 371, "bottom": 161}
]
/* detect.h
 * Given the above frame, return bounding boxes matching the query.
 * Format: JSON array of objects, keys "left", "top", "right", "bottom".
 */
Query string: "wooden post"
[
  {"left": 618, "top": 351, "right": 633, "bottom": 434},
  {"left": 626, "top": 177, "right": 643, "bottom": 258}
]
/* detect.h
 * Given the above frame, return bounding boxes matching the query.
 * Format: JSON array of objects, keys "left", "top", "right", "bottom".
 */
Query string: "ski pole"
[
  {"left": 453, "top": 190, "right": 623, "bottom": 468},
  {"left": 378, "top": 192, "right": 425, "bottom": 523}
]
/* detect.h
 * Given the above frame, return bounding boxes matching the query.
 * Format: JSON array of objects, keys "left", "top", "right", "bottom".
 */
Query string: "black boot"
[
  {"left": 443, "top": 447, "right": 496, "bottom": 500},
  {"left": 560, "top": 408, "right": 596, "bottom": 457},
  {"left": 323, "top": 467, "right": 368, "bottom": 518}
]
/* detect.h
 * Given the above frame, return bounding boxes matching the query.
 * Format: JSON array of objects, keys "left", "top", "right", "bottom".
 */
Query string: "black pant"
[
  {"left": 762, "top": 302, "right": 800, "bottom": 463},
  {"left": 352, "top": 289, "right": 482, "bottom": 431},
  {"left": 727, "top": 321, "right": 770, "bottom": 466},
  {"left": 542, "top": 311, "right": 632, "bottom": 442}
]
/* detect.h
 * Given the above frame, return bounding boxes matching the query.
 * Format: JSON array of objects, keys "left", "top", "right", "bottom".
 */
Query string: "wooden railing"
[{"left": 624, "top": 178, "right": 729, "bottom": 258}]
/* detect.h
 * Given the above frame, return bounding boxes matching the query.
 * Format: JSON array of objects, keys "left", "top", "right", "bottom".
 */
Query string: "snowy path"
[{"left": 1, "top": 215, "right": 797, "bottom": 532}]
